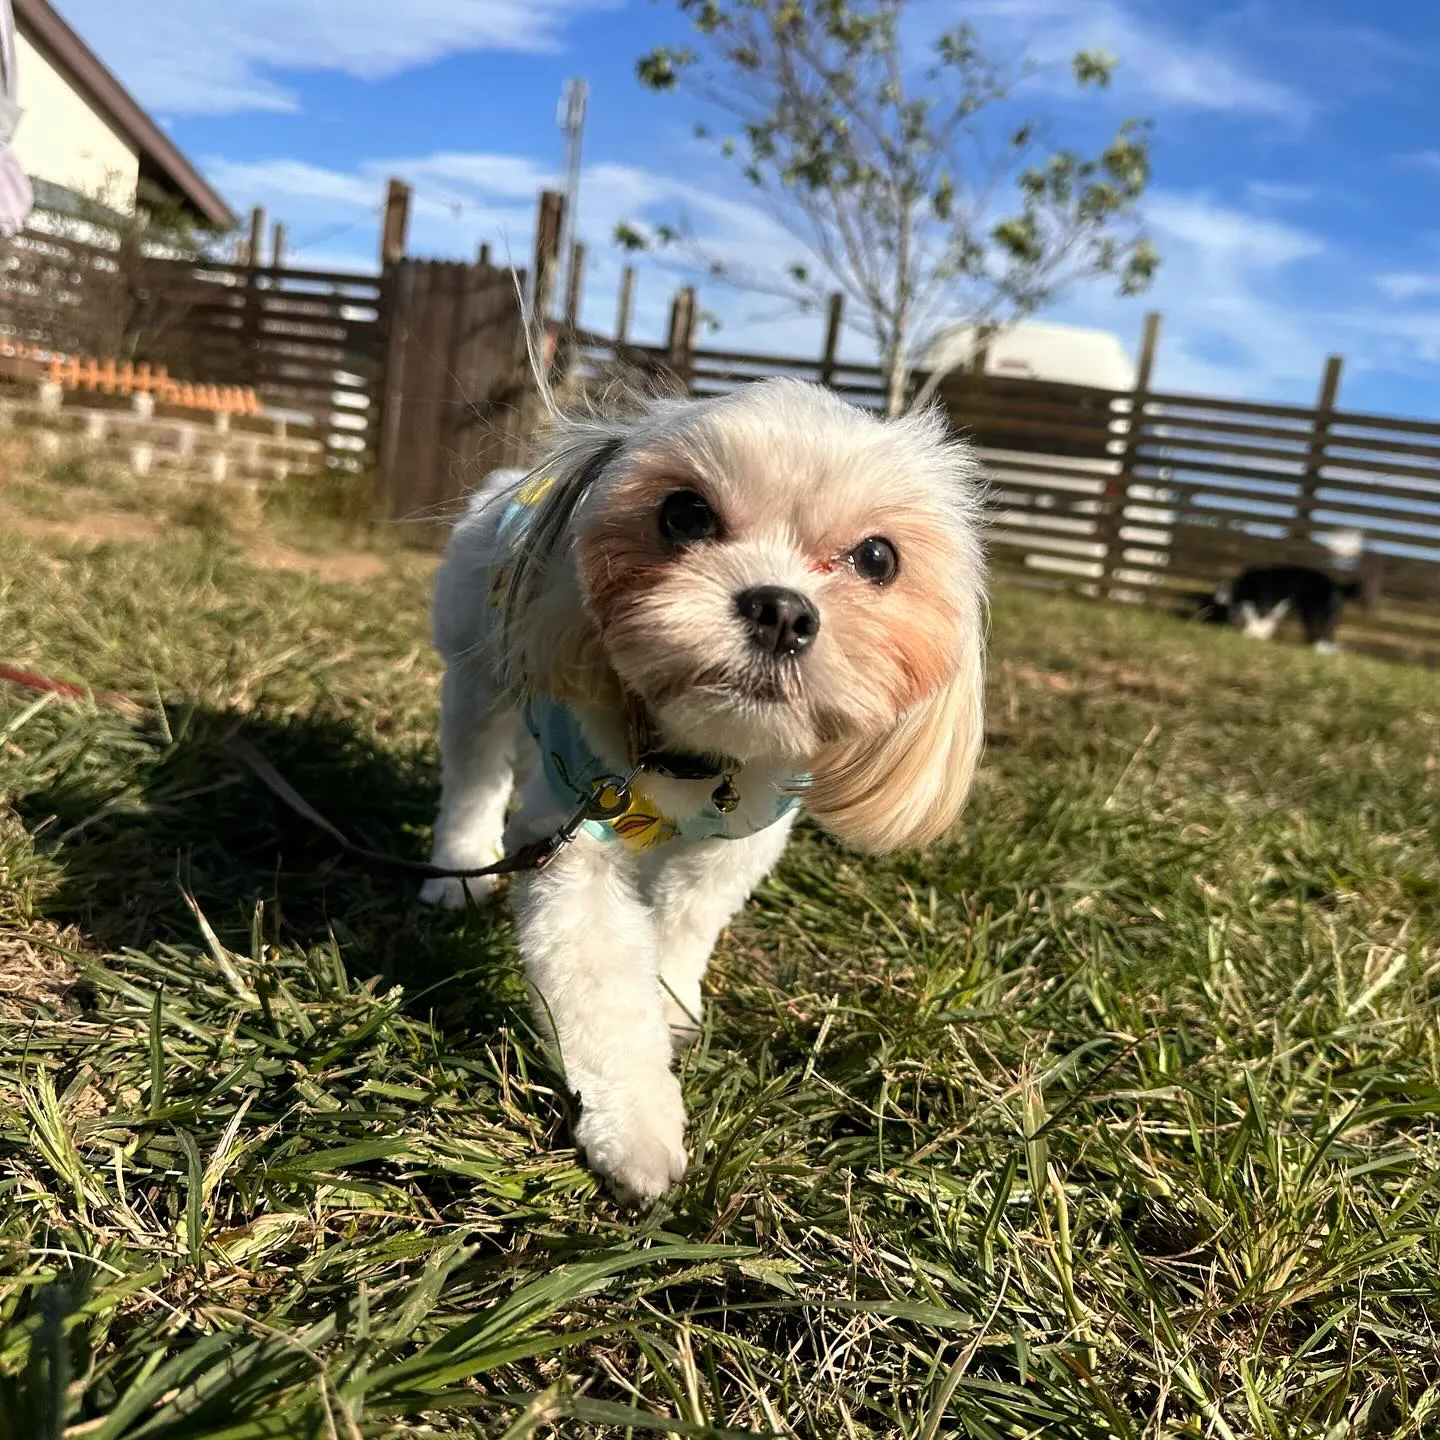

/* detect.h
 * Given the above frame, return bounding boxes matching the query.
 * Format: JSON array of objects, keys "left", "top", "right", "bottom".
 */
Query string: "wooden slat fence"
[
  {"left": 7, "top": 192, "right": 1440, "bottom": 667},
  {"left": 573, "top": 336, "right": 898, "bottom": 413},
  {"left": 578, "top": 290, "right": 1440, "bottom": 666},
  {"left": 941, "top": 372, "right": 1440, "bottom": 665},
  {"left": 375, "top": 258, "right": 529, "bottom": 521},
  {"left": 0, "top": 225, "right": 383, "bottom": 463},
  {"left": 160, "top": 257, "right": 385, "bottom": 462}
]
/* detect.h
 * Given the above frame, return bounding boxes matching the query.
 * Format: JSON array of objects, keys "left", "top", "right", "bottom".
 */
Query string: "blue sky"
[{"left": 50, "top": 0, "right": 1440, "bottom": 417}]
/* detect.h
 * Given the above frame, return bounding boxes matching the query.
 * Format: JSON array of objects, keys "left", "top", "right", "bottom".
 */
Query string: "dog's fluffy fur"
[{"left": 422, "top": 379, "right": 987, "bottom": 1202}]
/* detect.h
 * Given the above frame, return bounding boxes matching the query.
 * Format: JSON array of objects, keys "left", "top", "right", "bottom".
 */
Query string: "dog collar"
[
  {"left": 522, "top": 695, "right": 799, "bottom": 851},
  {"left": 623, "top": 690, "right": 742, "bottom": 800}
]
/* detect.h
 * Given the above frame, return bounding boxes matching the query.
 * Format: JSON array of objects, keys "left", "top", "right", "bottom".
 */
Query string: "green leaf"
[
  {"left": 613, "top": 221, "right": 650, "bottom": 252},
  {"left": 1074, "top": 48, "right": 1118, "bottom": 86}
]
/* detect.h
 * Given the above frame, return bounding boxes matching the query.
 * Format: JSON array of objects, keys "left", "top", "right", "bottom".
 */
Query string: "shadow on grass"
[{"left": 12, "top": 702, "right": 523, "bottom": 1035}]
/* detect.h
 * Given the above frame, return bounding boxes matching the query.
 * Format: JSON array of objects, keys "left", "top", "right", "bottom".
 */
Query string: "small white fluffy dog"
[{"left": 422, "top": 378, "right": 986, "bottom": 1203}]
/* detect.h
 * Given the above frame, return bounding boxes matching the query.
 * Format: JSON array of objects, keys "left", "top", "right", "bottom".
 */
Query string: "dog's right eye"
[{"left": 659, "top": 489, "right": 720, "bottom": 545}]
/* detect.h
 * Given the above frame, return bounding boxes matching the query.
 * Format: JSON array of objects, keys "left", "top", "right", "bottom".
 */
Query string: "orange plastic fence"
[{"left": 44, "top": 354, "right": 262, "bottom": 416}]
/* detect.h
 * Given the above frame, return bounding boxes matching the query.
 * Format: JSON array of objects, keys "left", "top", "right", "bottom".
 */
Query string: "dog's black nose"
[{"left": 736, "top": 586, "right": 820, "bottom": 657}]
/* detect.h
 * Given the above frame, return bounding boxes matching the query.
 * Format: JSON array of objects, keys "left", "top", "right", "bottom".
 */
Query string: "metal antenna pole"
[{"left": 557, "top": 78, "right": 588, "bottom": 323}]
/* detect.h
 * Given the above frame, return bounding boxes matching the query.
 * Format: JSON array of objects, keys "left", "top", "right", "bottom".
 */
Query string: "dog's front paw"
[
  {"left": 419, "top": 873, "right": 501, "bottom": 909},
  {"left": 574, "top": 1074, "right": 688, "bottom": 1206}
]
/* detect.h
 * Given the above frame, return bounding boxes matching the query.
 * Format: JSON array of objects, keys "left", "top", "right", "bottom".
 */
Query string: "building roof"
[{"left": 16, "top": 0, "right": 234, "bottom": 228}]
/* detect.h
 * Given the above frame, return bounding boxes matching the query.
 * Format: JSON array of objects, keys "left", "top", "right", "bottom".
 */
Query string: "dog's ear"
[
  {"left": 803, "top": 639, "right": 985, "bottom": 854},
  {"left": 498, "top": 422, "right": 626, "bottom": 700}
]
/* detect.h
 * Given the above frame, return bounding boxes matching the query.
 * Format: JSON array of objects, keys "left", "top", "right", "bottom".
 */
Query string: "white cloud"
[
  {"left": 1146, "top": 193, "right": 1323, "bottom": 272},
  {"left": 1050, "top": 190, "right": 1440, "bottom": 405},
  {"left": 201, "top": 149, "right": 839, "bottom": 355},
  {"left": 1375, "top": 273, "right": 1440, "bottom": 302},
  {"left": 204, "top": 154, "right": 551, "bottom": 258},
  {"left": 208, "top": 154, "right": 1440, "bottom": 404},
  {"left": 968, "top": 0, "right": 1307, "bottom": 120},
  {"left": 1246, "top": 181, "right": 1320, "bottom": 206},
  {"left": 1049, "top": 191, "right": 1332, "bottom": 396},
  {"left": 55, "top": 0, "right": 611, "bottom": 116}
]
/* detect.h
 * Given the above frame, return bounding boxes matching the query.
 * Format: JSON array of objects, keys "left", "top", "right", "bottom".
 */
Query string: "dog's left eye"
[
  {"left": 659, "top": 489, "right": 720, "bottom": 545},
  {"left": 848, "top": 536, "right": 899, "bottom": 585}
]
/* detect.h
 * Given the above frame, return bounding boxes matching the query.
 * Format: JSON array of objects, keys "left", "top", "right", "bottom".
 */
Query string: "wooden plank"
[
  {"left": 214, "top": 342, "right": 387, "bottom": 375},
  {"left": 1145, "top": 389, "right": 1321, "bottom": 423},
  {"left": 819, "top": 293, "right": 844, "bottom": 387},
  {"left": 1152, "top": 459, "right": 1440, "bottom": 509},
  {"left": 451, "top": 267, "right": 528, "bottom": 498},
  {"left": 381, "top": 178, "right": 412, "bottom": 266},
  {"left": 685, "top": 359, "right": 825, "bottom": 384},
  {"left": 181, "top": 330, "right": 381, "bottom": 363},
  {"left": 1099, "top": 313, "right": 1161, "bottom": 595},
  {"left": 447, "top": 261, "right": 493, "bottom": 487},
  {"left": 1140, "top": 414, "right": 1314, "bottom": 447},
  {"left": 1314, "top": 453, "right": 1440, "bottom": 488},
  {"left": 616, "top": 267, "right": 635, "bottom": 344},
  {"left": 1328, "top": 407, "right": 1440, "bottom": 441},
  {"left": 192, "top": 341, "right": 386, "bottom": 377},
  {"left": 1298, "top": 496, "right": 1440, "bottom": 536},
  {"left": 179, "top": 289, "right": 385, "bottom": 322},
  {"left": 189, "top": 315, "right": 385, "bottom": 345},
  {"left": 1312, "top": 477, "right": 1440, "bottom": 511},
  {"left": 976, "top": 454, "right": 1118, "bottom": 484},
  {"left": 375, "top": 260, "right": 412, "bottom": 509},
  {"left": 945, "top": 373, "right": 1130, "bottom": 406},
  {"left": 1317, "top": 431, "right": 1440, "bottom": 464},
  {"left": 1132, "top": 433, "right": 1310, "bottom": 467},
  {"left": 687, "top": 344, "right": 831, "bottom": 374},
  {"left": 157, "top": 259, "right": 383, "bottom": 293},
  {"left": 949, "top": 401, "right": 1127, "bottom": 435},
  {"left": 1129, "top": 454, "right": 1312, "bottom": 492},
  {"left": 563, "top": 241, "right": 585, "bottom": 332},
  {"left": 1294, "top": 356, "right": 1344, "bottom": 540},
  {"left": 416, "top": 263, "right": 464, "bottom": 517},
  {"left": 248, "top": 207, "right": 266, "bottom": 268}
]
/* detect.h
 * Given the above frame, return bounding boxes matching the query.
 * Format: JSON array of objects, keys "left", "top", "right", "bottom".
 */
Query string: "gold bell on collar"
[{"left": 710, "top": 776, "right": 740, "bottom": 814}]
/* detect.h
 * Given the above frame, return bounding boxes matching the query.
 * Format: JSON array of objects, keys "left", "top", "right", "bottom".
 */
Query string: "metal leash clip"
[{"left": 584, "top": 772, "right": 635, "bottom": 821}]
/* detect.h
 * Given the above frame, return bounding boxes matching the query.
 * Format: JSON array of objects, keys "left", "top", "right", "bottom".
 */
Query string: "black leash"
[
  {"left": 224, "top": 731, "right": 639, "bottom": 881},
  {"left": 0, "top": 661, "right": 738, "bottom": 883}
]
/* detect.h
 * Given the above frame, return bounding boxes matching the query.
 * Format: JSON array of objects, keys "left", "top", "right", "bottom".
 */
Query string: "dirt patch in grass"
[
  {"left": 0, "top": 502, "right": 414, "bottom": 584},
  {"left": 0, "top": 923, "right": 88, "bottom": 1015},
  {"left": 0, "top": 506, "right": 161, "bottom": 547},
  {"left": 244, "top": 540, "right": 394, "bottom": 584}
]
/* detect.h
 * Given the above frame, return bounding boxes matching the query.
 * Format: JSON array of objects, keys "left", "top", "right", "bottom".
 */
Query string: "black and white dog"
[{"left": 1193, "top": 563, "right": 1374, "bottom": 653}]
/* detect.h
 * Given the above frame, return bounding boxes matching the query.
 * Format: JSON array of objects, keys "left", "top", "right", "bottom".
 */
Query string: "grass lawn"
[{"left": 2, "top": 519, "right": 1439, "bottom": 1438}]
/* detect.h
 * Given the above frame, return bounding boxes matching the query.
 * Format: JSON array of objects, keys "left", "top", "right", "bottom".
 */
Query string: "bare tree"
[{"left": 622, "top": 0, "right": 1157, "bottom": 415}]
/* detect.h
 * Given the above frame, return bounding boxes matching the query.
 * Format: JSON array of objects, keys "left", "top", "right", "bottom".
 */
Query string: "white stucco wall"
[{"left": 13, "top": 31, "right": 139, "bottom": 212}]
